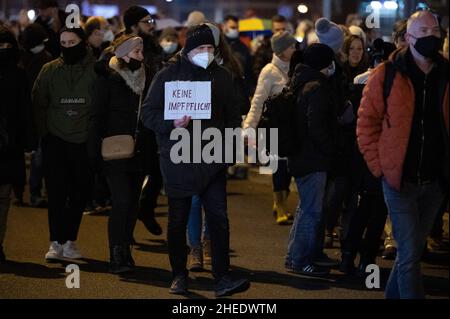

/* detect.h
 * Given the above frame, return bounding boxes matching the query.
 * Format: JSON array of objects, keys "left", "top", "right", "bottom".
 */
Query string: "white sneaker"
[
  {"left": 45, "top": 241, "right": 63, "bottom": 261},
  {"left": 62, "top": 241, "right": 82, "bottom": 259}
]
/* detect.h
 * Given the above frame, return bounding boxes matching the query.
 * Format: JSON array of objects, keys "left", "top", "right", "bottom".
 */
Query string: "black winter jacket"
[
  {"left": 88, "top": 58, "right": 148, "bottom": 175},
  {"left": 0, "top": 65, "right": 34, "bottom": 184},
  {"left": 141, "top": 54, "right": 242, "bottom": 198},
  {"left": 287, "top": 64, "right": 337, "bottom": 178}
]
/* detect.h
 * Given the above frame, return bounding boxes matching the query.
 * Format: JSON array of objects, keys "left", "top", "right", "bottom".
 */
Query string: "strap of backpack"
[{"left": 383, "top": 61, "right": 397, "bottom": 115}]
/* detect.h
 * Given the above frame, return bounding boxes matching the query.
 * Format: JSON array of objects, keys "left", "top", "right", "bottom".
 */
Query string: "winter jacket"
[
  {"left": 88, "top": 56, "right": 147, "bottom": 175},
  {"left": 141, "top": 54, "right": 242, "bottom": 198},
  {"left": 32, "top": 51, "right": 98, "bottom": 144},
  {"left": 19, "top": 49, "right": 53, "bottom": 88},
  {"left": 243, "top": 54, "right": 289, "bottom": 129},
  {"left": 0, "top": 65, "right": 34, "bottom": 184},
  {"left": 357, "top": 48, "right": 449, "bottom": 190},
  {"left": 226, "top": 37, "right": 255, "bottom": 96},
  {"left": 287, "top": 64, "right": 337, "bottom": 177}
]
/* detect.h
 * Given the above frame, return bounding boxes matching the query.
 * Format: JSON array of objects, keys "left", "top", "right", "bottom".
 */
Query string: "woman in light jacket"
[{"left": 244, "top": 31, "right": 296, "bottom": 225}]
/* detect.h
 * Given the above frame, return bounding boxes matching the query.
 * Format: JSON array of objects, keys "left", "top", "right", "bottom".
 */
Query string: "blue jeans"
[
  {"left": 286, "top": 172, "right": 327, "bottom": 269},
  {"left": 187, "top": 195, "right": 210, "bottom": 248},
  {"left": 382, "top": 179, "right": 444, "bottom": 299}
]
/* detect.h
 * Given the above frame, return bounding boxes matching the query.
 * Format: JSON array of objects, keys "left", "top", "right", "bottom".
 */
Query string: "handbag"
[{"left": 101, "top": 94, "right": 143, "bottom": 161}]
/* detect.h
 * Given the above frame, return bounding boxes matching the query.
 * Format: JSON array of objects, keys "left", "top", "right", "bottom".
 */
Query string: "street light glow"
[
  {"left": 370, "top": 1, "right": 383, "bottom": 10},
  {"left": 297, "top": 4, "right": 308, "bottom": 14},
  {"left": 27, "top": 10, "right": 36, "bottom": 21},
  {"left": 384, "top": 1, "right": 399, "bottom": 10}
]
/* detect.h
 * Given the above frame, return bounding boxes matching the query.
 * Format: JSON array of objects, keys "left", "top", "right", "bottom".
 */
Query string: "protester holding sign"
[{"left": 141, "top": 23, "right": 249, "bottom": 297}]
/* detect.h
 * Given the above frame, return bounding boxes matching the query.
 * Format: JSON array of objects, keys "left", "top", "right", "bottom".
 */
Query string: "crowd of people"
[{"left": 0, "top": 0, "right": 449, "bottom": 299}]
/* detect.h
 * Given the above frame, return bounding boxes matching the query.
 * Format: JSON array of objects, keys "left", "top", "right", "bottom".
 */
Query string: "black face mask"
[
  {"left": 413, "top": 35, "right": 442, "bottom": 59},
  {"left": 127, "top": 58, "right": 142, "bottom": 71},
  {"left": 61, "top": 42, "right": 87, "bottom": 65},
  {"left": 0, "top": 47, "right": 19, "bottom": 69}
]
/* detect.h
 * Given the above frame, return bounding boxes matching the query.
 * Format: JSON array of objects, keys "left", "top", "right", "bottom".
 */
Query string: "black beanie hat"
[
  {"left": 22, "top": 23, "right": 48, "bottom": 50},
  {"left": 123, "top": 6, "right": 150, "bottom": 31},
  {"left": 303, "top": 43, "right": 335, "bottom": 71},
  {"left": 183, "top": 24, "right": 216, "bottom": 54},
  {"left": 59, "top": 26, "right": 86, "bottom": 42},
  {"left": 36, "top": 0, "right": 59, "bottom": 9}
]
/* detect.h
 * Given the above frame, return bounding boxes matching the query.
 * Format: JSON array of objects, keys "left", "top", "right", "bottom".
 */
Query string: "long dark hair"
[{"left": 217, "top": 31, "right": 243, "bottom": 78}]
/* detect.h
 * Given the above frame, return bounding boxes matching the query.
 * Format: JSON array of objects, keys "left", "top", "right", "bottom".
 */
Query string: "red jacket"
[{"left": 357, "top": 49, "right": 449, "bottom": 190}]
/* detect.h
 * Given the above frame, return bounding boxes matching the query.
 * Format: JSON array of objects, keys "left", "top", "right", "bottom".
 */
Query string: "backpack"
[{"left": 259, "top": 86, "right": 300, "bottom": 157}]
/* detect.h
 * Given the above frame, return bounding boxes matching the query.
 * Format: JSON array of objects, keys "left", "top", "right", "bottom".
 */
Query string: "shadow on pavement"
[{"left": 0, "top": 260, "right": 66, "bottom": 279}]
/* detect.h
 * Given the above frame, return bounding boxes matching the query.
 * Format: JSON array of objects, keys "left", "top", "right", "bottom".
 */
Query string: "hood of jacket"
[{"left": 291, "top": 63, "right": 329, "bottom": 91}]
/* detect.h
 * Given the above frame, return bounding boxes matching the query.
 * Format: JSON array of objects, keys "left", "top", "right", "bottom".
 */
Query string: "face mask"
[
  {"left": 46, "top": 17, "right": 54, "bottom": 26},
  {"left": 161, "top": 42, "right": 178, "bottom": 54},
  {"left": 326, "top": 61, "right": 336, "bottom": 77},
  {"left": 225, "top": 29, "right": 239, "bottom": 40},
  {"left": 30, "top": 44, "right": 45, "bottom": 54},
  {"left": 103, "top": 30, "right": 114, "bottom": 43},
  {"left": 412, "top": 35, "right": 442, "bottom": 59},
  {"left": 61, "top": 42, "right": 87, "bottom": 65},
  {"left": 191, "top": 52, "right": 214, "bottom": 69},
  {"left": 127, "top": 58, "right": 142, "bottom": 72}
]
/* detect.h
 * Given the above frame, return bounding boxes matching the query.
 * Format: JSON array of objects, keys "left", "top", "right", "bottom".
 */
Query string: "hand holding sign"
[{"left": 174, "top": 115, "right": 191, "bottom": 128}]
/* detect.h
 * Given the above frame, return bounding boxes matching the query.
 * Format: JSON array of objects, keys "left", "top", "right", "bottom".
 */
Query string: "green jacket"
[{"left": 32, "top": 52, "right": 97, "bottom": 144}]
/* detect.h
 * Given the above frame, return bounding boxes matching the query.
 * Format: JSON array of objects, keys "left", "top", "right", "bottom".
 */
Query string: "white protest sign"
[{"left": 164, "top": 81, "right": 212, "bottom": 120}]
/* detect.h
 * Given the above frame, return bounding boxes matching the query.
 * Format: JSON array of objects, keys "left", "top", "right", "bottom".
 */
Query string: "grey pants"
[{"left": 0, "top": 184, "right": 12, "bottom": 245}]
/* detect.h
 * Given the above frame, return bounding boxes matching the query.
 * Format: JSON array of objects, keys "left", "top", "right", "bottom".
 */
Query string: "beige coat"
[{"left": 243, "top": 54, "right": 289, "bottom": 129}]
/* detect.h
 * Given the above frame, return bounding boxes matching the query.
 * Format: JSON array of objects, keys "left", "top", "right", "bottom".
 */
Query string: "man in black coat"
[
  {"left": 286, "top": 43, "right": 337, "bottom": 276},
  {"left": 141, "top": 23, "right": 249, "bottom": 297},
  {"left": 0, "top": 26, "right": 35, "bottom": 262}
]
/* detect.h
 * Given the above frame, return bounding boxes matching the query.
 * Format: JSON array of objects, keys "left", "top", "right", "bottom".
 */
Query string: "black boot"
[
  {"left": 138, "top": 212, "right": 163, "bottom": 236},
  {"left": 109, "top": 245, "right": 133, "bottom": 274},
  {"left": 124, "top": 244, "right": 135, "bottom": 268},
  {"left": 339, "top": 251, "right": 356, "bottom": 275}
]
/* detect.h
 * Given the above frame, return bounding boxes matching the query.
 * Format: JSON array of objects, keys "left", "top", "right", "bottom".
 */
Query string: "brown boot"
[{"left": 273, "top": 192, "right": 291, "bottom": 225}]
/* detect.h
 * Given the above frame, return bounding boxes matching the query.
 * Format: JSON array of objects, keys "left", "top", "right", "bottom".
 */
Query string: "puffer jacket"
[
  {"left": 243, "top": 54, "right": 289, "bottom": 129},
  {"left": 357, "top": 48, "right": 449, "bottom": 190}
]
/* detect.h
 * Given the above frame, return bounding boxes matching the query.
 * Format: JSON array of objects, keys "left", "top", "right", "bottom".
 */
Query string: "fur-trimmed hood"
[{"left": 108, "top": 56, "right": 146, "bottom": 95}]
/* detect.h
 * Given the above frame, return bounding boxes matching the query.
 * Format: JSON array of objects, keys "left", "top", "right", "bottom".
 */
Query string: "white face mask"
[
  {"left": 225, "top": 29, "right": 239, "bottom": 39},
  {"left": 191, "top": 52, "right": 214, "bottom": 69},
  {"left": 161, "top": 42, "right": 178, "bottom": 54},
  {"left": 30, "top": 44, "right": 45, "bottom": 54},
  {"left": 103, "top": 30, "right": 114, "bottom": 43}
]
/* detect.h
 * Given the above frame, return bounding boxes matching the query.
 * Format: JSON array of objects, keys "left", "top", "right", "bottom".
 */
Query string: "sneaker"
[
  {"left": 45, "top": 241, "right": 63, "bottom": 261},
  {"left": 290, "top": 264, "right": 330, "bottom": 277},
  {"left": 214, "top": 275, "right": 250, "bottom": 297},
  {"left": 0, "top": 245, "right": 5, "bottom": 262},
  {"left": 188, "top": 246, "right": 203, "bottom": 272},
  {"left": 62, "top": 241, "right": 82, "bottom": 259},
  {"left": 169, "top": 275, "right": 188, "bottom": 295},
  {"left": 83, "top": 206, "right": 97, "bottom": 215},
  {"left": 382, "top": 246, "right": 397, "bottom": 260},
  {"left": 202, "top": 240, "right": 211, "bottom": 265},
  {"left": 314, "top": 253, "right": 339, "bottom": 267}
]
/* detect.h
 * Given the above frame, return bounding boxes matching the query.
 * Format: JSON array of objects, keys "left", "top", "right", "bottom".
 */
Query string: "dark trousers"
[
  {"left": 12, "top": 154, "right": 26, "bottom": 201},
  {"left": 106, "top": 172, "right": 143, "bottom": 248},
  {"left": 87, "top": 172, "right": 110, "bottom": 207},
  {"left": 167, "top": 171, "right": 230, "bottom": 280},
  {"left": 42, "top": 134, "right": 90, "bottom": 244},
  {"left": 342, "top": 194, "right": 388, "bottom": 261},
  {"left": 29, "top": 144, "right": 45, "bottom": 197},
  {"left": 272, "top": 159, "right": 292, "bottom": 192}
]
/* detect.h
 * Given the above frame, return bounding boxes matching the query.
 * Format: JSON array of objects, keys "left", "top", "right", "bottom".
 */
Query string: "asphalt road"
[{"left": 0, "top": 176, "right": 448, "bottom": 299}]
